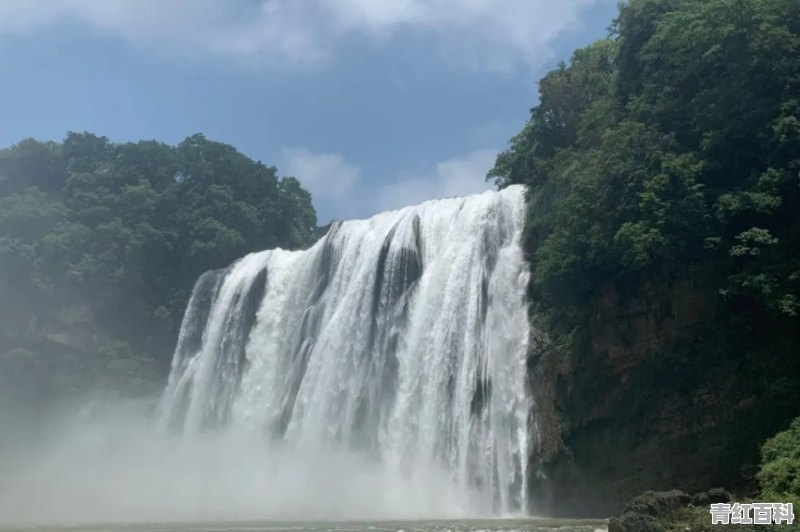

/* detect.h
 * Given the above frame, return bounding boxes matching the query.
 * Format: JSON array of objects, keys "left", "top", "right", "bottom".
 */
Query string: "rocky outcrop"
[
  {"left": 29, "top": 303, "right": 114, "bottom": 355},
  {"left": 608, "top": 490, "right": 692, "bottom": 532},
  {"left": 0, "top": 301, "right": 114, "bottom": 362},
  {"left": 526, "top": 279, "right": 795, "bottom": 516},
  {"left": 0, "top": 300, "right": 162, "bottom": 414},
  {"left": 608, "top": 489, "right": 733, "bottom": 532}
]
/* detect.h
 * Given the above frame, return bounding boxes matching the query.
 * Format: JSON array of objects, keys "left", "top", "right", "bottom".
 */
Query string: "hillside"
[
  {"left": 0, "top": 133, "right": 317, "bottom": 411},
  {"left": 489, "top": 0, "right": 800, "bottom": 515}
]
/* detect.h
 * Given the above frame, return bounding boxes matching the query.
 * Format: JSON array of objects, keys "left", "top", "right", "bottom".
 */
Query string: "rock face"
[
  {"left": 29, "top": 303, "right": 112, "bottom": 354},
  {"left": 607, "top": 489, "right": 732, "bottom": 532},
  {"left": 527, "top": 279, "right": 797, "bottom": 516},
  {"left": 0, "top": 300, "right": 162, "bottom": 412},
  {"left": 0, "top": 298, "right": 123, "bottom": 362},
  {"left": 607, "top": 490, "right": 693, "bottom": 532}
]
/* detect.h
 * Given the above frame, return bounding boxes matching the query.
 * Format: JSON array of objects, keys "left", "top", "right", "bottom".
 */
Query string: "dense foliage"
[
  {"left": 758, "top": 417, "right": 800, "bottom": 499},
  {"left": 491, "top": 0, "right": 799, "bottom": 329},
  {"left": 492, "top": 0, "right": 800, "bottom": 500},
  {"left": 0, "top": 133, "right": 316, "bottom": 399}
]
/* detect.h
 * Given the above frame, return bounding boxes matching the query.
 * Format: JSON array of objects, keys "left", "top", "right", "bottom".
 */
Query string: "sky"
[{"left": 0, "top": 0, "right": 618, "bottom": 223}]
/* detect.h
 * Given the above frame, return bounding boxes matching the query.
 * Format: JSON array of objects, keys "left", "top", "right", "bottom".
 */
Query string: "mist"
[{"left": 0, "top": 395, "right": 483, "bottom": 526}]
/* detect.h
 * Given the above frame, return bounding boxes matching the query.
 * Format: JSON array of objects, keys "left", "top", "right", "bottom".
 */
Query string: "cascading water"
[{"left": 158, "top": 185, "right": 533, "bottom": 516}]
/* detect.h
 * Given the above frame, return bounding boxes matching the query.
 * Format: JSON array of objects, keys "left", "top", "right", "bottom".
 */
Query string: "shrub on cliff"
[{"left": 758, "top": 417, "right": 800, "bottom": 498}]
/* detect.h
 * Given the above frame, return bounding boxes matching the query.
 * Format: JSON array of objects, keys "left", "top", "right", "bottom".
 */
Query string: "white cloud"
[
  {"left": 281, "top": 147, "right": 361, "bottom": 201},
  {"left": 282, "top": 146, "right": 498, "bottom": 221},
  {"left": 0, "top": 0, "right": 608, "bottom": 70},
  {"left": 375, "top": 148, "right": 497, "bottom": 212}
]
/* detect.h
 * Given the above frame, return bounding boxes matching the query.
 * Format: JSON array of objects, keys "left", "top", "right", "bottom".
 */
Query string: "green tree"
[
  {"left": 491, "top": 0, "right": 800, "bottom": 497},
  {"left": 0, "top": 132, "right": 319, "bottom": 399},
  {"left": 492, "top": 0, "right": 800, "bottom": 326},
  {"left": 758, "top": 417, "right": 800, "bottom": 498}
]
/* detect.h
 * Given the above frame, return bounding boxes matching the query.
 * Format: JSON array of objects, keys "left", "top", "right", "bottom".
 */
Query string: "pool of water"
[{"left": 0, "top": 519, "right": 608, "bottom": 532}]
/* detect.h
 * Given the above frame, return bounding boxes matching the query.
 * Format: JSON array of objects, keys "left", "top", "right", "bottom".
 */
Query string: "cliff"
[
  {"left": 528, "top": 279, "right": 800, "bottom": 516},
  {"left": 0, "top": 302, "right": 162, "bottom": 414},
  {"left": 486, "top": 0, "right": 800, "bottom": 516}
]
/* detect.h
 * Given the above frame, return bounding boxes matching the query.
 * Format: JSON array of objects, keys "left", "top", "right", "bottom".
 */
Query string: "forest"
[
  {"left": 0, "top": 133, "right": 317, "bottom": 408},
  {"left": 492, "top": 0, "right": 799, "bottom": 332},
  {"left": 489, "top": 0, "right": 800, "bottom": 523}
]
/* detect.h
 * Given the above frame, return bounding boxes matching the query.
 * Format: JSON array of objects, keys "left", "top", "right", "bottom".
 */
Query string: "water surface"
[{"left": 0, "top": 519, "right": 608, "bottom": 532}]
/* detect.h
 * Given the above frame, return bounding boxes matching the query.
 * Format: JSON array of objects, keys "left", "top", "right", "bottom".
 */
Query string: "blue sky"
[{"left": 0, "top": 1, "right": 617, "bottom": 222}]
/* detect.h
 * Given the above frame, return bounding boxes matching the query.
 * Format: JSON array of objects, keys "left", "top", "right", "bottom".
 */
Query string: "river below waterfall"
[{"left": 0, "top": 519, "right": 608, "bottom": 532}]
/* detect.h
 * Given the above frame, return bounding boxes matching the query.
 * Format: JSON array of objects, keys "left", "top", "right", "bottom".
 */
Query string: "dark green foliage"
[
  {"left": 758, "top": 417, "right": 800, "bottom": 497},
  {"left": 492, "top": 0, "right": 800, "bottom": 328},
  {"left": 0, "top": 133, "right": 318, "bottom": 392},
  {"left": 494, "top": 0, "right": 800, "bottom": 501},
  {"left": 492, "top": 0, "right": 800, "bottom": 356}
]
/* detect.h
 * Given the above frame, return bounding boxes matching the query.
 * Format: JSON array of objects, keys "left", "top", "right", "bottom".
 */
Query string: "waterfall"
[{"left": 158, "top": 185, "right": 532, "bottom": 515}]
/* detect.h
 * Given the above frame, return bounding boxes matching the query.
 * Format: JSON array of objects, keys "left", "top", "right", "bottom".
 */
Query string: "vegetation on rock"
[
  {"left": 758, "top": 417, "right": 800, "bottom": 500},
  {"left": 0, "top": 133, "right": 317, "bottom": 403},
  {"left": 492, "top": 0, "right": 800, "bottom": 335},
  {"left": 609, "top": 419, "right": 800, "bottom": 532},
  {"left": 492, "top": 0, "right": 800, "bottom": 514}
]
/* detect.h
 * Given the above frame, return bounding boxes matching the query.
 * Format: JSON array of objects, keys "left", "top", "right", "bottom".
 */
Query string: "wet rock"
[
  {"left": 608, "top": 512, "right": 665, "bottom": 532},
  {"left": 706, "top": 487, "right": 732, "bottom": 503},
  {"left": 608, "top": 490, "right": 691, "bottom": 532},
  {"left": 691, "top": 492, "right": 709, "bottom": 506}
]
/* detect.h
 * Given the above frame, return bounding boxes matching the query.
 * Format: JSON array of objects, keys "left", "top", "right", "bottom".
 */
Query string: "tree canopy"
[
  {"left": 491, "top": 0, "right": 800, "bottom": 497},
  {"left": 0, "top": 132, "right": 317, "bottom": 397},
  {"left": 491, "top": 0, "right": 800, "bottom": 330}
]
